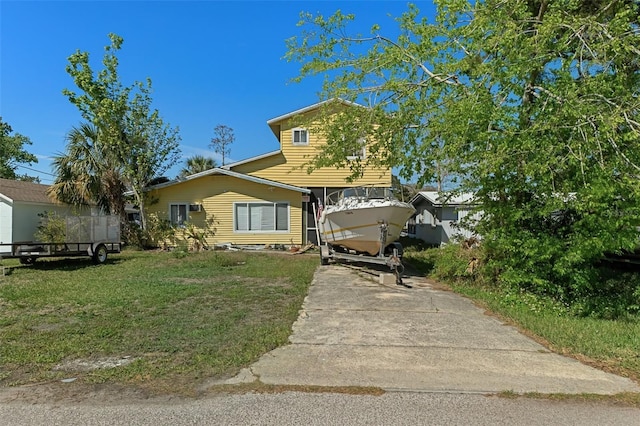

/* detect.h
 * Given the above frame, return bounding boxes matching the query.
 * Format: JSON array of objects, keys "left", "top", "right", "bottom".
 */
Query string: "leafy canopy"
[
  {"left": 0, "top": 117, "right": 39, "bottom": 182},
  {"left": 61, "top": 33, "right": 181, "bottom": 230},
  {"left": 286, "top": 1, "right": 640, "bottom": 303}
]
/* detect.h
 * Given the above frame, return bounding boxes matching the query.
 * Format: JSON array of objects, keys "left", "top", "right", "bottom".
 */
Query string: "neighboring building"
[
  {"left": 0, "top": 178, "right": 91, "bottom": 253},
  {"left": 145, "top": 99, "right": 392, "bottom": 247},
  {"left": 408, "top": 191, "right": 481, "bottom": 246}
]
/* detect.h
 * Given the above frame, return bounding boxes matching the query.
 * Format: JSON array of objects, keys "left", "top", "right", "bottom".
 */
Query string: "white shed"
[
  {"left": 408, "top": 191, "right": 482, "bottom": 246},
  {"left": 0, "top": 178, "right": 90, "bottom": 254}
]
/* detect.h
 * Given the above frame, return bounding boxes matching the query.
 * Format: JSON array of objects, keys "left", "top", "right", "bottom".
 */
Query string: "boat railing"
[{"left": 325, "top": 186, "right": 397, "bottom": 206}]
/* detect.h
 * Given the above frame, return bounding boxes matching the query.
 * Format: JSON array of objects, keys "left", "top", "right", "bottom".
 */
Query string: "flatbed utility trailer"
[{"left": 0, "top": 215, "right": 121, "bottom": 265}]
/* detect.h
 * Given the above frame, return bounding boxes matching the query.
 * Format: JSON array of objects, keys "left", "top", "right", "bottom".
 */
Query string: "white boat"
[{"left": 318, "top": 187, "right": 415, "bottom": 256}]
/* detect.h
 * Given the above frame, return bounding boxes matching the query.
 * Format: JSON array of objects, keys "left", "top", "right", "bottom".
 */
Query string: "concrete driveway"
[{"left": 242, "top": 264, "right": 639, "bottom": 395}]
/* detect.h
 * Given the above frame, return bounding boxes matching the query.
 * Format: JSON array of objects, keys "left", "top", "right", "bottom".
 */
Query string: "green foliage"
[
  {"left": 34, "top": 211, "right": 66, "bottom": 245},
  {"left": 172, "top": 240, "right": 189, "bottom": 259},
  {"left": 178, "top": 155, "right": 217, "bottom": 178},
  {"left": 143, "top": 212, "right": 175, "bottom": 249},
  {"left": 405, "top": 243, "right": 481, "bottom": 283},
  {"left": 49, "top": 123, "right": 127, "bottom": 217},
  {"left": 287, "top": 1, "right": 640, "bottom": 302},
  {"left": 406, "top": 243, "right": 640, "bottom": 320},
  {"left": 62, "top": 33, "right": 181, "bottom": 231},
  {"left": 178, "top": 215, "right": 219, "bottom": 252},
  {"left": 0, "top": 117, "right": 38, "bottom": 181}
]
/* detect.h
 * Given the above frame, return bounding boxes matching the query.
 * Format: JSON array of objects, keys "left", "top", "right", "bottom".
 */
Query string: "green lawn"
[
  {"left": 0, "top": 249, "right": 318, "bottom": 394},
  {"left": 3, "top": 247, "right": 638, "bottom": 401}
]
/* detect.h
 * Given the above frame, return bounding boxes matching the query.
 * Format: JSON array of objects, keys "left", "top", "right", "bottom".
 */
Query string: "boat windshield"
[{"left": 327, "top": 187, "right": 396, "bottom": 205}]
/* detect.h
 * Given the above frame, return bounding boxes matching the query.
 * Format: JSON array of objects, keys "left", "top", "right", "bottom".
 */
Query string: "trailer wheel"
[
  {"left": 93, "top": 244, "right": 108, "bottom": 264},
  {"left": 19, "top": 257, "right": 36, "bottom": 265}
]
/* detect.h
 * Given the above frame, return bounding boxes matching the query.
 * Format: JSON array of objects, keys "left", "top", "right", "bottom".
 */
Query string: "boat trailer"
[{"left": 317, "top": 217, "right": 408, "bottom": 287}]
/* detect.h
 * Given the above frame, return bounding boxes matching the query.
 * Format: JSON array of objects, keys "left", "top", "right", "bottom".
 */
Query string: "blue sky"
[{"left": 1, "top": 1, "right": 433, "bottom": 183}]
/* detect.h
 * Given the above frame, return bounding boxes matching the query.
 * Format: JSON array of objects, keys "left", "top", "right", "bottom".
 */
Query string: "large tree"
[
  {"left": 62, "top": 33, "right": 181, "bottom": 230},
  {"left": 48, "top": 123, "right": 127, "bottom": 217},
  {"left": 286, "top": 1, "right": 640, "bottom": 301},
  {"left": 0, "top": 117, "right": 39, "bottom": 181}
]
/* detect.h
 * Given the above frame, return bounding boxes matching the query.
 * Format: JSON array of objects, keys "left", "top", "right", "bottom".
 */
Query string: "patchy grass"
[{"left": 0, "top": 250, "right": 318, "bottom": 394}]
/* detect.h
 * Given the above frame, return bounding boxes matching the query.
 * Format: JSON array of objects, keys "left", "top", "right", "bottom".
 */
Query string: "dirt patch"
[
  {"left": 53, "top": 356, "right": 138, "bottom": 372},
  {"left": 0, "top": 382, "right": 170, "bottom": 405}
]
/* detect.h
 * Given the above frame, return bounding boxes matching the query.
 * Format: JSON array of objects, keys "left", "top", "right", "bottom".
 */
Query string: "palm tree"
[
  {"left": 48, "top": 123, "right": 127, "bottom": 218},
  {"left": 178, "top": 155, "right": 217, "bottom": 178}
]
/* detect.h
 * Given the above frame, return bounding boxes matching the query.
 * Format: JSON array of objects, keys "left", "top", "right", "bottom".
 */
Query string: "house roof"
[
  {"left": 410, "top": 191, "right": 476, "bottom": 207},
  {"left": 146, "top": 167, "right": 311, "bottom": 194},
  {"left": 221, "top": 150, "right": 282, "bottom": 170},
  {"left": 266, "top": 98, "right": 366, "bottom": 138},
  {"left": 0, "top": 178, "right": 57, "bottom": 204}
]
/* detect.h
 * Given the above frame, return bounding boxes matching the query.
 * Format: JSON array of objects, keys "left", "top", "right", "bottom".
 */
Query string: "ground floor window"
[
  {"left": 234, "top": 202, "right": 289, "bottom": 232},
  {"left": 169, "top": 203, "right": 188, "bottom": 226}
]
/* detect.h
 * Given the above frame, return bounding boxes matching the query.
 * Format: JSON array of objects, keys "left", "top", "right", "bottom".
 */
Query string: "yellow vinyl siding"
[
  {"left": 147, "top": 176, "right": 305, "bottom": 246},
  {"left": 234, "top": 109, "right": 391, "bottom": 187},
  {"left": 234, "top": 130, "right": 390, "bottom": 187}
]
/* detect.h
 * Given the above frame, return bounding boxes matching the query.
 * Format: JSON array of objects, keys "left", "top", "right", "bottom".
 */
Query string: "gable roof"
[
  {"left": 266, "top": 98, "right": 366, "bottom": 138},
  {"left": 221, "top": 150, "right": 282, "bottom": 170},
  {"left": 146, "top": 167, "right": 311, "bottom": 194},
  {"left": 0, "top": 178, "right": 57, "bottom": 204},
  {"left": 410, "top": 191, "right": 476, "bottom": 207}
]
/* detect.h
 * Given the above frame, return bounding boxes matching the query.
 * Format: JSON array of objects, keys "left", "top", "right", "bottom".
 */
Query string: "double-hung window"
[
  {"left": 234, "top": 202, "right": 289, "bottom": 232},
  {"left": 292, "top": 128, "right": 308, "bottom": 145},
  {"left": 347, "top": 136, "right": 367, "bottom": 160},
  {"left": 169, "top": 203, "right": 188, "bottom": 226}
]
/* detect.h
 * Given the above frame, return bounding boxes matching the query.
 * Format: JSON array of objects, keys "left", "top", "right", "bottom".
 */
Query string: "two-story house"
[{"left": 145, "top": 99, "right": 391, "bottom": 247}]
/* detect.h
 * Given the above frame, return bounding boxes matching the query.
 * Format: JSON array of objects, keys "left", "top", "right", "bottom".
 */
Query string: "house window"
[
  {"left": 170, "top": 203, "right": 188, "bottom": 226},
  {"left": 347, "top": 137, "right": 367, "bottom": 160},
  {"left": 234, "top": 202, "right": 289, "bottom": 232},
  {"left": 292, "top": 128, "right": 308, "bottom": 145}
]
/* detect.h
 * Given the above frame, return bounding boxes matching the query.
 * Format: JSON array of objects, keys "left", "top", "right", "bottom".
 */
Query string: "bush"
[
  {"left": 404, "top": 242, "right": 482, "bottom": 284},
  {"left": 34, "top": 211, "right": 66, "bottom": 247},
  {"left": 177, "top": 215, "right": 218, "bottom": 252},
  {"left": 406, "top": 241, "right": 640, "bottom": 320},
  {"left": 143, "top": 213, "right": 175, "bottom": 249}
]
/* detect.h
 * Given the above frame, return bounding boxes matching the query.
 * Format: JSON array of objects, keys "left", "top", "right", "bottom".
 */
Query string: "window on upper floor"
[
  {"left": 292, "top": 128, "right": 308, "bottom": 146},
  {"left": 347, "top": 136, "right": 367, "bottom": 160}
]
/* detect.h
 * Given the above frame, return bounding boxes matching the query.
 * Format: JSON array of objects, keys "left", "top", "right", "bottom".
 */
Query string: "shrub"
[
  {"left": 404, "top": 242, "right": 482, "bottom": 284},
  {"left": 179, "top": 215, "right": 218, "bottom": 252},
  {"left": 144, "top": 213, "right": 175, "bottom": 249},
  {"left": 34, "top": 211, "right": 66, "bottom": 247}
]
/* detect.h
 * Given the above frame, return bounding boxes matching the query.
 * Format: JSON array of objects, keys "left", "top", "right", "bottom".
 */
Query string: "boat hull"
[{"left": 319, "top": 203, "right": 415, "bottom": 256}]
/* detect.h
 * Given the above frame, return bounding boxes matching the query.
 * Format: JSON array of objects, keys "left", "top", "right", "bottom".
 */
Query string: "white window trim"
[
  {"left": 346, "top": 137, "right": 367, "bottom": 160},
  {"left": 169, "top": 202, "right": 189, "bottom": 227},
  {"left": 233, "top": 201, "right": 291, "bottom": 233},
  {"left": 292, "top": 128, "right": 309, "bottom": 146}
]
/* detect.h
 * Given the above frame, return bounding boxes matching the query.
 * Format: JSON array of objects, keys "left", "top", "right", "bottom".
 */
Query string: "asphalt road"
[{"left": 2, "top": 391, "right": 640, "bottom": 426}]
